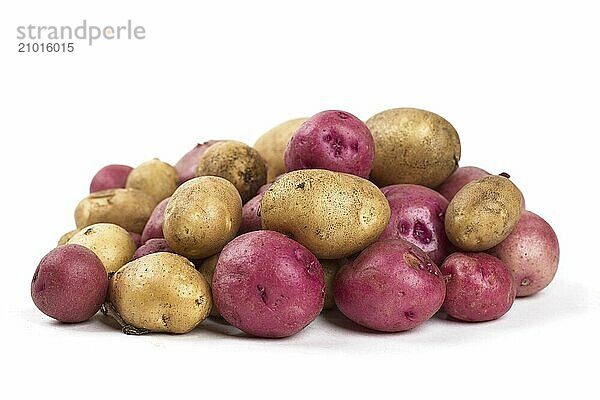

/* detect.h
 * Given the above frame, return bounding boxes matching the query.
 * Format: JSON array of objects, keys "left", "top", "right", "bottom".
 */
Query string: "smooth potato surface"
[{"left": 126, "top": 158, "right": 178, "bottom": 204}]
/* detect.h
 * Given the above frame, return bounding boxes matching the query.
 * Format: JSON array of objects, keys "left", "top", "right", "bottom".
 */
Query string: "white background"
[{"left": 1, "top": 1, "right": 599, "bottom": 399}]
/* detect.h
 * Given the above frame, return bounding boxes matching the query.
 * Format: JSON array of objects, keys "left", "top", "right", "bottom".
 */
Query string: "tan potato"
[
  {"left": 126, "top": 158, "right": 178, "bottom": 204},
  {"left": 260, "top": 169, "right": 390, "bottom": 259},
  {"left": 108, "top": 252, "right": 212, "bottom": 334},
  {"left": 321, "top": 258, "right": 347, "bottom": 310},
  {"left": 67, "top": 223, "right": 136, "bottom": 273},
  {"left": 57, "top": 229, "right": 78, "bottom": 246},
  {"left": 199, "top": 253, "right": 221, "bottom": 317},
  {"left": 74, "top": 188, "right": 155, "bottom": 234},
  {"left": 196, "top": 140, "right": 267, "bottom": 202},
  {"left": 445, "top": 175, "right": 523, "bottom": 251},
  {"left": 163, "top": 176, "right": 242, "bottom": 259},
  {"left": 366, "top": 108, "right": 461, "bottom": 188},
  {"left": 254, "top": 118, "right": 308, "bottom": 182}
]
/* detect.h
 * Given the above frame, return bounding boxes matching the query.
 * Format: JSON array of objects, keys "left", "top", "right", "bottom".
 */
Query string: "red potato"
[
  {"left": 334, "top": 239, "right": 445, "bottom": 332},
  {"left": 129, "top": 232, "right": 142, "bottom": 248},
  {"left": 239, "top": 184, "right": 271, "bottom": 234},
  {"left": 488, "top": 211, "right": 559, "bottom": 297},
  {"left": 31, "top": 244, "right": 108, "bottom": 323},
  {"left": 212, "top": 230, "right": 325, "bottom": 338},
  {"left": 89, "top": 164, "right": 133, "bottom": 193},
  {"left": 284, "top": 110, "right": 375, "bottom": 178},
  {"left": 441, "top": 252, "right": 516, "bottom": 322},
  {"left": 379, "top": 184, "right": 450, "bottom": 265},
  {"left": 141, "top": 197, "right": 170, "bottom": 243},
  {"left": 133, "top": 238, "right": 174, "bottom": 260},
  {"left": 436, "top": 166, "right": 490, "bottom": 201},
  {"left": 174, "top": 141, "right": 218, "bottom": 184}
]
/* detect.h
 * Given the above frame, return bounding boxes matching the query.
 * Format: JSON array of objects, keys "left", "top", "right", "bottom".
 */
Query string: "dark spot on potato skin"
[{"left": 296, "top": 182, "right": 305, "bottom": 189}]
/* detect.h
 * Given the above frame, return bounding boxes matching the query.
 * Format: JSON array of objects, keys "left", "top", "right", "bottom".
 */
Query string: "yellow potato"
[
  {"left": 445, "top": 175, "right": 523, "bottom": 251},
  {"left": 199, "top": 253, "right": 221, "bottom": 317},
  {"left": 126, "top": 158, "right": 178, "bottom": 204},
  {"left": 108, "top": 252, "right": 212, "bottom": 334},
  {"left": 57, "top": 229, "right": 78, "bottom": 246},
  {"left": 163, "top": 176, "right": 242, "bottom": 259},
  {"left": 366, "top": 108, "right": 461, "bottom": 188},
  {"left": 67, "top": 223, "right": 136, "bottom": 274},
  {"left": 260, "top": 169, "right": 390, "bottom": 259},
  {"left": 254, "top": 118, "right": 308, "bottom": 182},
  {"left": 320, "top": 258, "right": 347, "bottom": 310},
  {"left": 74, "top": 188, "right": 155, "bottom": 234}
]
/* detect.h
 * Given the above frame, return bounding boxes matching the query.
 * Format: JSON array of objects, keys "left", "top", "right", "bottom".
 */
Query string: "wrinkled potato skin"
[
  {"left": 109, "top": 252, "right": 212, "bottom": 334},
  {"left": 57, "top": 229, "right": 78, "bottom": 246},
  {"left": 260, "top": 169, "right": 390, "bottom": 259},
  {"left": 199, "top": 253, "right": 221, "bottom": 317},
  {"left": 254, "top": 118, "right": 308, "bottom": 182},
  {"left": 67, "top": 223, "right": 136, "bottom": 274},
  {"left": 366, "top": 108, "right": 461, "bottom": 188},
  {"left": 321, "top": 258, "right": 347, "bottom": 310},
  {"left": 74, "top": 188, "right": 155, "bottom": 234},
  {"left": 445, "top": 176, "right": 523, "bottom": 251},
  {"left": 196, "top": 141, "right": 267, "bottom": 202},
  {"left": 163, "top": 177, "right": 242, "bottom": 259},
  {"left": 126, "top": 159, "right": 178, "bottom": 204}
]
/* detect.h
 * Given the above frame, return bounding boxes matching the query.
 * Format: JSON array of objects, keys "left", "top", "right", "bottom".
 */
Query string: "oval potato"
[
  {"left": 445, "top": 175, "right": 523, "bottom": 251},
  {"left": 74, "top": 188, "right": 155, "bottom": 234},
  {"left": 260, "top": 169, "right": 390, "bottom": 259},
  {"left": 163, "top": 176, "right": 242, "bottom": 259},
  {"left": 108, "top": 252, "right": 212, "bottom": 334},
  {"left": 126, "top": 158, "right": 178, "bottom": 204},
  {"left": 366, "top": 108, "right": 461, "bottom": 188}
]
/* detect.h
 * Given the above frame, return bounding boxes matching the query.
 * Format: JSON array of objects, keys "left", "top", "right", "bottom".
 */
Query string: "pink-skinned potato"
[
  {"left": 133, "top": 238, "right": 173, "bottom": 260},
  {"left": 284, "top": 110, "right": 375, "bottom": 178},
  {"left": 436, "top": 166, "right": 490, "bottom": 201},
  {"left": 239, "top": 184, "right": 271, "bottom": 234},
  {"left": 129, "top": 232, "right": 142, "bottom": 248},
  {"left": 212, "top": 230, "right": 325, "bottom": 338},
  {"left": 488, "top": 211, "right": 559, "bottom": 297},
  {"left": 31, "top": 244, "right": 108, "bottom": 323},
  {"left": 174, "top": 141, "right": 218, "bottom": 184},
  {"left": 440, "top": 252, "right": 516, "bottom": 322},
  {"left": 141, "top": 197, "right": 170, "bottom": 243},
  {"left": 89, "top": 164, "right": 133, "bottom": 193},
  {"left": 379, "top": 184, "right": 450, "bottom": 265},
  {"left": 334, "top": 239, "right": 445, "bottom": 332}
]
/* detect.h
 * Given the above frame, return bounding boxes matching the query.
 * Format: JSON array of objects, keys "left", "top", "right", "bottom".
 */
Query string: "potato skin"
[
  {"left": 436, "top": 166, "right": 490, "bottom": 201},
  {"left": 239, "top": 184, "right": 270, "bottom": 234},
  {"left": 199, "top": 253, "right": 221, "bottom": 317},
  {"left": 31, "top": 244, "right": 108, "bottom": 323},
  {"left": 141, "top": 197, "right": 170, "bottom": 243},
  {"left": 89, "top": 164, "right": 133, "bottom": 193},
  {"left": 260, "top": 169, "right": 391, "bottom": 259},
  {"left": 440, "top": 252, "right": 516, "bottom": 322},
  {"left": 445, "top": 175, "right": 523, "bottom": 251},
  {"left": 57, "top": 229, "right": 78, "bottom": 246},
  {"left": 488, "top": 211, "right": 559, "bottom": 297},
  {"left": 174, "top": 141, "right": 218, "bottom": 184},
  {"left": 133, "top": 238, "right": 173, "bottom": 260},
  {"left": 254, "top": 118, "right": 307, "bottom": 182},
  {"left": 196, "top": 140, "right": 267, "bottom": 203},
  {"left": 67, "top": 223, "right": 136, "bottom": 274},
  {"left": 321, "top": 258, "right": 346, "bottom": 310},
  {"left": 366, "top": 108, "right": 461, "bottom": 188},
  {"left": 126, "top": 159, "right": 178, "bottom": 204},
  {"left": 108, "top": 252, "right": 212, "bottom": 334},
  {"left": 163, "top": 176, "right": 242, "bottom": 259},
  {"left": 334, "top": 239, "right": 445, "bottom": 332},
  {"left": 74, "top": 188, "right": 155, "bottom": 234}
]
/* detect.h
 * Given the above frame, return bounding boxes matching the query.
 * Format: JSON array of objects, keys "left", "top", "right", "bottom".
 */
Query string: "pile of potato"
[{"left": 31, "top": 108, "right": 560, "bottom": 337}]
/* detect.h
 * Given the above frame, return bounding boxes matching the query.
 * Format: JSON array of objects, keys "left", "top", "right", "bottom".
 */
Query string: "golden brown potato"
[
  {"left": 108, "top": 252, "right": 212, "bottom": 334},
  {"left": 126, "top": 158, "right": 178, "bottom": 204},
  {"left": 196, "top": 140, "right": 267, "bottom": 202},
  {"left": 321, "top": 258, "right": 347, "bottom": 310},
  {"left": 163, "top": 176, "right": 242, "bottom": 259},
  {"left": 260, "top": 169, "right": 390, "bottom": 259},
  {"left": 445, "top": 175, "right": 523, "bottom": 251},
  {"left": 199, "top": 253, "right": 221, "bottom": 317},
  {"left": 254, "top": 118, "right": 308, "bottom": 182},
  {"left": 57, "top": 229, "right": 78, "bottom": 246},
  {"left": 366, "top": 108, "right": 461, "bottom": 188},
  {"left": 74, "top": 188, "right": 155, "bottom": 234},
  {"left": 67, "top": 223, "right": 136, "bottom": 274}
]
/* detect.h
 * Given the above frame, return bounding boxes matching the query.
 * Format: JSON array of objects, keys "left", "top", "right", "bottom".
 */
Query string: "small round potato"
[
  {"left": 254, "top": 118, "right": 307, "bottom": 182},
  {"left": 260, "top": 169, "right": 390, "bottom": 259},
  {"left": 74, "top": 188, "right": 156, "bottom": 234},
  {"left": 67, "top": 223, "right": 136, "bottom": 274},
  {"left": 57, "top": 229, "right": 78, "bottom": 246},
  {"left": 163, "top": 176, "right": 242, "bottom": 259},
  {"left": 126, "top": 158, "right": 178, "bottom": 204},
  {"left": 445, "top": 175, "right": 523, "bottom": 251},
  {"left": 366, "top": 108, "right": 461, "bottom": 188},
  {"left": 108, "top": 252, "right": 212, "bottom": 334},
  {"left": 199, "top": 253, "right": 221, "bottom": 317},
  {"left": 196, "top": 140, "right": 267, "bottom": 202}
]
